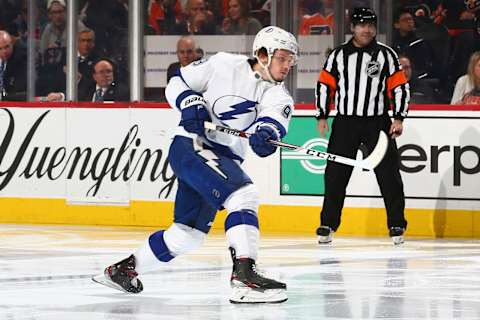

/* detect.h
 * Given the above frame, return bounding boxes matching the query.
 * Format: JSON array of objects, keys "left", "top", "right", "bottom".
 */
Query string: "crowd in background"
[{"left": 0, "top": 0, "right": 480, "bottom": 104}]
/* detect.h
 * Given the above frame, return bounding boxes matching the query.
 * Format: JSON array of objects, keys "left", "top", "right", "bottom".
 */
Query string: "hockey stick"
[{"left": 204, "top": 122, "right": 388, "bottom": 170}]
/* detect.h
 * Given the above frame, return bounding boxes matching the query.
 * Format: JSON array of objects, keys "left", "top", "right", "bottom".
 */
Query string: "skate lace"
[{"left": 251, "top": 263, "right": 267, "bottom": 279}]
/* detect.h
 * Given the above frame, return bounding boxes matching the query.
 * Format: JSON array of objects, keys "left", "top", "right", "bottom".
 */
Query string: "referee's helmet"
[{"left": 351, "top": 7, "right": 377, "bottom": 26}]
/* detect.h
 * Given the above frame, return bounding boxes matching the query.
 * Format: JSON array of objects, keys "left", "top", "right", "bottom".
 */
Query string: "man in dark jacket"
[
  {"left": 0, "top": 30, "right": 27, "bottom": 101},
  {"left": 393, "top": 8, "right": 435, "bottom": 79},
  {"left": 78, "top": 58, "right": 129, "bottom": 102}
]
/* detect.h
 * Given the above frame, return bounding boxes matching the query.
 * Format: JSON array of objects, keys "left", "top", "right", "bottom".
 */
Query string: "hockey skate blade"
[
  {"left": 317, "top": 236, "right": 332, "bottom": 244},
  {"left": 391, "top": 236, "right": 405, "bottom": 245},
  {"left": 92, "top": 273, "right": 132, "bottom": 293},
  {"left": 230, "top": 287, "right": 288, "bottom": 304}
]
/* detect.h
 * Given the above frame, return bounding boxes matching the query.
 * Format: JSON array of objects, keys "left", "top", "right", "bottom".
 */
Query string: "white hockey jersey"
[{"left": 165, "top": 52, "right": 294, "bottom": 161}]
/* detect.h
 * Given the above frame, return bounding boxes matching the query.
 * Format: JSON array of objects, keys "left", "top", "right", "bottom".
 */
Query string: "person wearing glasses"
[
  {"left": 79, "top": 58, "right": 129, "bottom": 102},
  {"left": 47, "top": 58, "right": 129, "bottom": 102}
]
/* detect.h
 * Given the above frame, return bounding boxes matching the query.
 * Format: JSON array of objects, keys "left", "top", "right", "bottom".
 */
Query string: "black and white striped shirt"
[{"left": 316, "top": 39, "right": 409, "bottom": 119}]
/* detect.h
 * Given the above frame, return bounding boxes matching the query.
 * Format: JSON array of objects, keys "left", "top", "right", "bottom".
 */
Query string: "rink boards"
[{"left": 0, "top": 102, "right": 479, "bottom": 237}]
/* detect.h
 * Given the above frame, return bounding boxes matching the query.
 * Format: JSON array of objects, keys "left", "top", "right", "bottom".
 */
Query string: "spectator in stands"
[
  {"left": 393, "top": 8, "right": 434, "bottom": 79},
  {"left": 47, "top": 58, "right": 129, "bottom": 102},
  {"left": 46, "top": 28, "right": 99, "bottom": 102},
  {"left": 78, "top": 58, "right": 129, "bottom": 102},
  {"left": 148, "top": 0, "right": 183, "bottom": 35},
  {"left": 38, "top": 0, "right": 86, "bottom": 95},
  {"left": 40, "top": 0, "right": 86, "bottom": 55},
  {"left": 165, "top": 0, "right": 216, "bottom": 35},
  {"left": 0, "top": 30, "right": 26, "bottom": 101},
  {"left": 11, "top": 1, "right": 28, "bottom": 43},
  {"left": 399, "top": 54, "right": 436, "bottom": 103},
  {"left": 451, "top": 51, "right": 480, "bottom": 104},
  {"left": 433, "top": 0, "right": 476, "bottom": 89},
  {"left": 166, "top": 36, "right": 200, "bottom": 83},
  {"left": 298, "top": 0, "right": 334, "bottom": 35},
  {"left": 220, "top": 0, "right": 262, "bottom": 35},
  {"left": 77, "top": 28, "right": 99, "bottom": 84}
]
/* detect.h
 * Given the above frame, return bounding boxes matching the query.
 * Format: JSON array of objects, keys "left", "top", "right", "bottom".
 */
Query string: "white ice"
[{"left": 1, "top": 224, "right": 480, "bottom": 320}]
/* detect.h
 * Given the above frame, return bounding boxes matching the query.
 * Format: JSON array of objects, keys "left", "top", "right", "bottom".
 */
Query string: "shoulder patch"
[{"left": 282, "top": 105, "right": 292, "bottom": 119}]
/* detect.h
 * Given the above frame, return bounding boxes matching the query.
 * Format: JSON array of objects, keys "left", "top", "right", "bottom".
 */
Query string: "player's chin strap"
[
  {"left": 256, "top": 56, "right": 282, "bottom": 85},
  {"left": 204, "top": 122, "right": 389, "bottom": 170}
]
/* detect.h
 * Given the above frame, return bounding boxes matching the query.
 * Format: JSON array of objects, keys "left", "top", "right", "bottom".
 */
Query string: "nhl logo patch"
[{"left": 366, "top": 61, "right": 380, "bottom": 78}]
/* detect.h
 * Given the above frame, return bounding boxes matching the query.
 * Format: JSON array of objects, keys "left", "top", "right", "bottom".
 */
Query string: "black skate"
[
  {"left": 92, "top": 254, "right": 143, "bottom": 293},
  {"left": 389, "top": 227, "right": 405, "bottom": 245},
  {"left": 229, "top": 247, "right": 287, "bottom": 303},
  {"left": 316, "top": 226, "right": 334, "bottom": 244}
]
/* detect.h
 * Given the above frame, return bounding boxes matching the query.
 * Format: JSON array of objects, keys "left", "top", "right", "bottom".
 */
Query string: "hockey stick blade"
[{"left": 204, "top": 122, "right": 388, "bottom": 170}]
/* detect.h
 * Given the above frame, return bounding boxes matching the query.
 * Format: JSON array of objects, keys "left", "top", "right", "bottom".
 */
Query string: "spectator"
[
  {"left": 38, "top": 0, "right": 86, "bottom": 95},
  {"left": 165, "top": 0, "right": 216, "bottom": 35},
  {"left": 77, "top": 28, "right": 99, "bottom": 83},
  {"left": 298, "top": 0, "right": 334, "bottom": 35},
  {"left": 47, "top": 58, "right": 129, "bottom": 102},
  {"left": 40, "top": 0, "right": 86, "bottom": 55},
  {"left": 11, "top": 1, "right": 28, "bottom": 43},
  {"left": 433, "top": 0, "right": 476, "bottom": 89},
  {"left": 148, "top": 0, "right": 183, "bottom": 35},
  {"left": 451, "top": 51, "right": 480, "bottom": 104},
  {"left": 220, "top": 0, "right": 262, "bottom": 35},
  {"left": 393, "top": 8, "right": 434, "bottom": 79},
  {"left": 46, "top": 28, "right": 100, "bottom": 102},
  {"left": 166, "top": 36, "right": 199, "bottom": 83},
  {"left": 399, "top": 54, "right": 436, "bottom": 103},
  {"left": 0, "top": 30, "right": 27, "bottom": 101},
  {"left": 78, "top": 58, "right": 129, "bottom": 102}
]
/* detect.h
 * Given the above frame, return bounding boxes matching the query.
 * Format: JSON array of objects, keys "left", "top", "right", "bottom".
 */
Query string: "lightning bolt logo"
[
  {"left": 217, "top": 100, "right": 256, "bottom": 121},
  {"left": 196, "top": 149, "right": 228, "bottom": 179}
]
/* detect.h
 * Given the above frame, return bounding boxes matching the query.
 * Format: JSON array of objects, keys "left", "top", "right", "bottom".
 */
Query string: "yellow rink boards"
[{"left": 1, "top": 197, "right": 480, "bottom": 238}]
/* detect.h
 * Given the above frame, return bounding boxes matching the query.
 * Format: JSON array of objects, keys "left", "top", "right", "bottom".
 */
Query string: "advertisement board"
[
  {"left": 144, "top": 35, "right": 332, "bottom": 89},
  {"left": 0, "top": 106, "right": 179, "bottom": 204},
  {"left": 280, "top": 114, "right": 480, "bottom": 202}
]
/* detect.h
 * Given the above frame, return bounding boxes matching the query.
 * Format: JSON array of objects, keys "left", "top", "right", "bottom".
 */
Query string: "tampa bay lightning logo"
[{"left": 212, "top": 95, "right": 258, "bottom": 130}]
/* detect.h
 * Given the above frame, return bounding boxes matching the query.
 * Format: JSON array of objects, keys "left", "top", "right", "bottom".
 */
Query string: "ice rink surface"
[{"left": 1, "top": 224, "right": 480, "bottom": 320}]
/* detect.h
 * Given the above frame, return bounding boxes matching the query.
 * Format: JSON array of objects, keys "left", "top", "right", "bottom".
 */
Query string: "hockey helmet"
[
  {"left": 351, "top": 7, "right": 377, "bottom": 26},
  {"left": 252, "top": 26, "right": 299, "bottom": 67}
]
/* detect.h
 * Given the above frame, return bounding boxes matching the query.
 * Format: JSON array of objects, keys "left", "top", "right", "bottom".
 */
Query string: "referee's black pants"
[{"left": 320, "top": 114, "right": 407, "bottom": 231}]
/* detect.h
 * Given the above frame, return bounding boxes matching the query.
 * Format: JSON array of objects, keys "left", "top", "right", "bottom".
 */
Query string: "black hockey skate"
[
  {"left": 229, "top": 247, "right": 287, "bottom": 303},
  {"left": 389, "top": 227, "right": 405, "bottom": 245},
  {"left": 316, "top": 226, "right": 334, "bottom": 244},
  {"left": 92, "top": 254, "right": 143, "bottom": 293}
]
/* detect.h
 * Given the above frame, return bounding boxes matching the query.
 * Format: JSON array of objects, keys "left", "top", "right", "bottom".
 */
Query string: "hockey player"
[{"left": 92, "top": 26, "right": 298, "bottom": 304}]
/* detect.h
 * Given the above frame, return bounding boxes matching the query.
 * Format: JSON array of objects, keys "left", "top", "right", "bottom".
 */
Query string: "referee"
[{"left": 315, "top": 7, "right": 409, "bottom": 245}]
